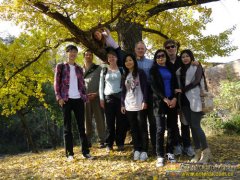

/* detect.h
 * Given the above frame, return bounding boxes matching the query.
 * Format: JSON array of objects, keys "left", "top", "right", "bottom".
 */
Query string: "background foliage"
[{"left": 0, "top": 0, "right": 239, "bottom": 154}]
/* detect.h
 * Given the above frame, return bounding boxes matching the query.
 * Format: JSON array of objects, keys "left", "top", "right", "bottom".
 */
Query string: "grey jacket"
[
  {"left": 176, "top": 65, "right": 204, "bottom": 112},
  {"left": 84, "top": 63, "right": 102, "bottom": 95}
]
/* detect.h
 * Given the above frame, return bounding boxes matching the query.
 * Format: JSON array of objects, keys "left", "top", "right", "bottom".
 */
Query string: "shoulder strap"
[
  {"left": 102, "top": 67, "right": 108, "bottom": 91},
  {"left": 84, "top": 64, "right": 99, "bottom": 78},
  {"left": 119, "top": 67, "right": 124, "bottom": 75},
  {"left": 103, "top": 67, "right": 108, "bottom": 76},
  {"left": 202, "top": 69, "right": 209, "bottom": 92}
]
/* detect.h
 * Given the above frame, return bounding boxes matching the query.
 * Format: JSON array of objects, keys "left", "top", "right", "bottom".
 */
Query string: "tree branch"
[
  {"left": 142, "top": 27, "right": 169, "bottom": 39},
  {"left": 1, "top": 48, "right": 49, "bottom": 89},
  {"left": 0, "top": 38, "right": 78, "bottom": 89},
  {"left": 32, "top": 2, "right": 88, "bottom": 43},
  {"left": 30, "top": 1, "right": 107, "bottom": 60},
  {"left": 146, "top": 0, "right": 220, "bottom": 19},
  {"left": 91, "top": 2, "right": 138, "bottom": 30}
]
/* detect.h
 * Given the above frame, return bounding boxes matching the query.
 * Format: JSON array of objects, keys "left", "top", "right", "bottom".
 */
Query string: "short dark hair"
[
  {"left": 153, "top": 49, "right": 170, "bottom": 62},
  {"left": 106, "top": 47, "right": 117, "bottom": 57},
  {"left": 66, "top": 45, "right": 78, "bottom": 52},
  {"left": 83, "top": 49, "right": 93, "bottom": 56}
]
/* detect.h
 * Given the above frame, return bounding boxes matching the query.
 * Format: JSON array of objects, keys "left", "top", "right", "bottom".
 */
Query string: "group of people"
[{"left": 54, "top": 27, "right": 212, "bottom": 167}]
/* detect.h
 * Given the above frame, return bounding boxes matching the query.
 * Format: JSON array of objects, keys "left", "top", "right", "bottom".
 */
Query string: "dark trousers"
[
  {"left": 182, "top": 106, "right": 208, "bottom": 150},
  {"left": 180, "top": 121, "right": 191, "bottom": 147},
  {"left": 126, "top": 110, "right": 148, "bottom": 152},
  {"left": 62, "top": 98, "right": 89, "bottom": 157},
  {"left": 173, "top": 112, "right": 191, "bottom": 148},
  {"left": 104, "top": 95, "right": 128, "bottom": 147},
  {"left": 147, "top": 93, "right": 156, "bottom": 149},
  {"left": 156, "top": 106, "right": 178, "bottom": 157}
]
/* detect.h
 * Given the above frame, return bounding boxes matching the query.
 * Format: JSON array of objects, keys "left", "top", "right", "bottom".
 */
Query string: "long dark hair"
[
  {"left": 180, "top": 49, "right": 195, "bottom": 63},
  {"left": 122, "top": 53, "right": 138, "bottom": 79},
  {"left": 91, "top": 28, "right": 106, "bottom": 48},
  {"left": 179, "top": 49, "right": 195, "bottom": 77}
]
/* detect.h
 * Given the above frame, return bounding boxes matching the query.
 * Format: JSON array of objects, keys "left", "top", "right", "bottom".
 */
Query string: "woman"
[
  {"left": 175, "top": 49, "right": 212, "bottom": 163},
  {"left": 99, "top": 49, "right": 127, "bottom": 152},
  {"left": 121, "top": 53, "right": 149, "bottom": 161},
  {"left": 150, "top": 49, "right": 178, "bottom": 167},
  {"left": 92, "top": 28, "right": 123, "bottom": 67}
]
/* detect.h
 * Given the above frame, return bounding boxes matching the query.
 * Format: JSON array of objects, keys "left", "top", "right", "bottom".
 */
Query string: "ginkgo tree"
[{"left": 0, "top": 0, "right": 237, "bottom": 116}]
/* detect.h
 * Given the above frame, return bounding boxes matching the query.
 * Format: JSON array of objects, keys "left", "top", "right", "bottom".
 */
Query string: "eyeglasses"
[
  {"left": 156, "top": 54, "right": 165, "bottom": 59},
  {"left": 165, "top": 45, "right": 176, "bottom": 49}
]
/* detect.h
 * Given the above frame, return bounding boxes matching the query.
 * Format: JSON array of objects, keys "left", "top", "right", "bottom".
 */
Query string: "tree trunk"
[
  {"left": 117, "top": 20, "right": 143, "bottom": 53},
  {"left": 17, "top": 111, "right": 38, "bottom": 153},
  {"left": 48, "top": 119, "right": 58, "bottom": 149}
]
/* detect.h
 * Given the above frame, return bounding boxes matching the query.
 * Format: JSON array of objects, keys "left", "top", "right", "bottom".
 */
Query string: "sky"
[
  {"left": 203, "top": 0, "right": 240, "bottom": 62},
  {"left": 0, "top": 0, "right": 240, "bottom": 63}
]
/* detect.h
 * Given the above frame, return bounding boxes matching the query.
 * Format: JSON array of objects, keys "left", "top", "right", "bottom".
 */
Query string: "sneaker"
[
  {"left": 99, "top": 143, "right": 106, "bottom": 148},
  {"left": 133, "top": 151, "right": 141, "bottom": 160},
  {"left": 167, "top": 153, "right": 176, "bottom": 163},
  {"left": 83, "top": 154, "right": 94, "bottom": 160},
  {"left": 117, "top": 145, "right": 124, "bottom": 151},
  {"left": 139, "top": 152, "right": 148, "bottom": 161},
  {"left": 156, "top": 157, "right": 165, "bottom": 167},
  {"left": 173, "top": 145, "right": 182, "bottom": 156},
  {"left": 183, "top": 146, "right": 195, "bottom": 157},
  {"left": 67, "top": 155, "right": 74, "bottom": 162},
  {"left": 106, "top": 146, "right": 113, "bottom": 153}
]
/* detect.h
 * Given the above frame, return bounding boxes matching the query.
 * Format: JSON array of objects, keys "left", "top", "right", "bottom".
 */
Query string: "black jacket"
[{"left": 150, "top": 63, "right": 178, "bottom": 115}]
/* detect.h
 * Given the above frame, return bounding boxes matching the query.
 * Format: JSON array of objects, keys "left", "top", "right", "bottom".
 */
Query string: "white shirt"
[
  {"left": 124, "top": 73, "right": 143, "bottom": 111},
  {"left": 69, "top": 64, "right": 80, "bottom": 99}
]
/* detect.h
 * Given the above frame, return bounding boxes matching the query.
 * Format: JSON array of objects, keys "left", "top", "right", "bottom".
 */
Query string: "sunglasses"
[
  {"left": 165, "top": 45, "right": 176, "bottom": 49},
  {"left": 156, "top": 54, "right": 165, "bottom": 59}
]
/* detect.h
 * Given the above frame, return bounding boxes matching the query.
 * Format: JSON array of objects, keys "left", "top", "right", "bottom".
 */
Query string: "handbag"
[{"left": 200, "top": 72, "right": 214, "bottom": 113}]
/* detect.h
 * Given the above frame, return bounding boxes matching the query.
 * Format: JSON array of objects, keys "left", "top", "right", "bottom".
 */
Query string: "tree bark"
[
  {"left": 17, "top": 111, "right": 38, "bottom": 153},
  {"left": 117, "top": 20, "right": 143, "bottom": 53}
]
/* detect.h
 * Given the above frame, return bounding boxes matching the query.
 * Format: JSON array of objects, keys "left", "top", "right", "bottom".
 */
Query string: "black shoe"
[
  {"left": 88, "top": 143, "right": 92, "bottom": 148},
  {"left": 117, "top": 145, "right": 124, "bottom": 151},
  {"left": 99, "top": 143, "right": 106, "bottom": 148}
]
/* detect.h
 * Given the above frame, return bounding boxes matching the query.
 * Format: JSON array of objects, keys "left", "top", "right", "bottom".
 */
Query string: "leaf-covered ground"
[{"left": 0, "top": 135, "right": 239, "bottom": 179}]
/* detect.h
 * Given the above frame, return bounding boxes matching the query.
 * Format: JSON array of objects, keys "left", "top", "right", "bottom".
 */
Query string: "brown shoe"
[
  {"left": 190, "top": 149, "right": 201, "bottom": 163},
  {"left": 198, "top": 148, "right": 212, "bottom": 163}
]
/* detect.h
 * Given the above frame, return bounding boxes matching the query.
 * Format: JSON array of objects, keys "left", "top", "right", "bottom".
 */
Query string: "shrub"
[
  {"left": 202, "top": 112, "right": 224, "bottom": 135},
  {"left": 222, "top": 114, "right": 240, "bottom": 135}
]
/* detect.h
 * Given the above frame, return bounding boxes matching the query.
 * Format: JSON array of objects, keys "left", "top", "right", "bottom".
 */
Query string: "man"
[
  {"left": 54, "top": 45, "right": 93, "bottom": 161},
  {"left": 164, "top": 39, "right": 195, "bottom": 157},
  {"left": 83, "top": 49, "right": 106, "bottom": 148},
  {"left": 135, "top": 41, "right": 156, "bottom": 154}
]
